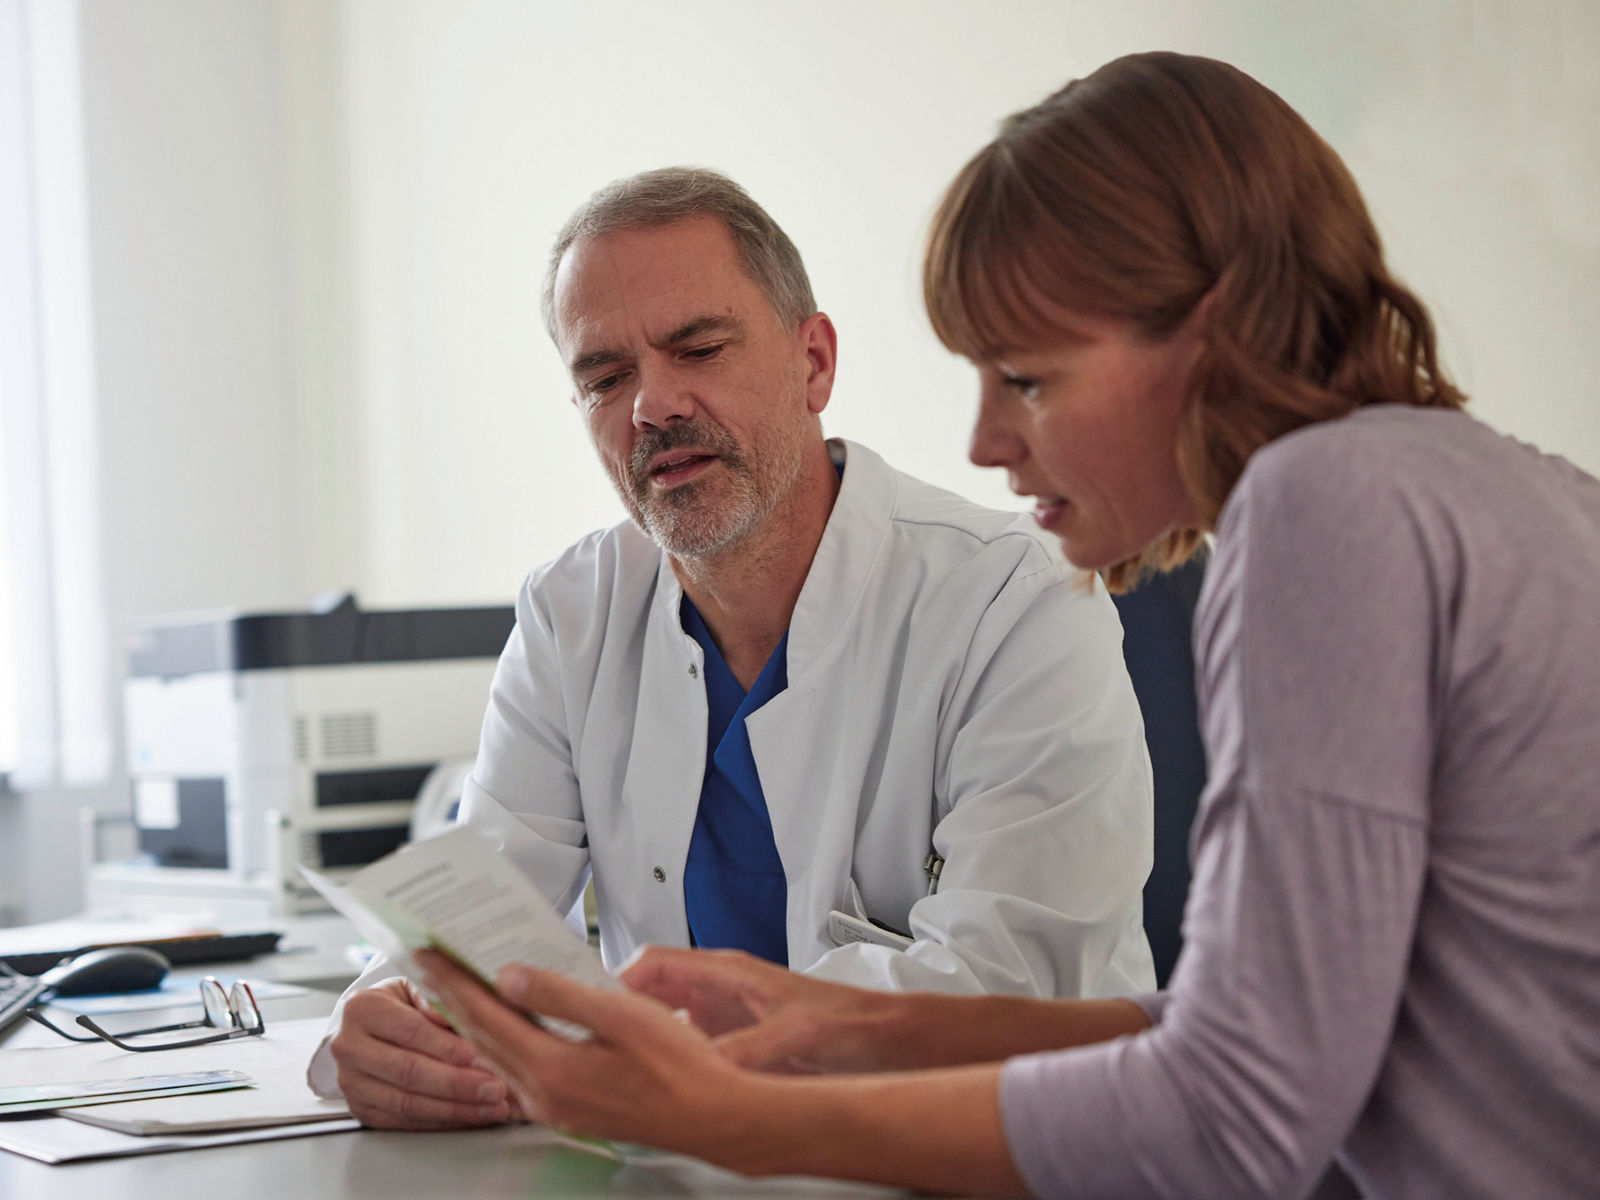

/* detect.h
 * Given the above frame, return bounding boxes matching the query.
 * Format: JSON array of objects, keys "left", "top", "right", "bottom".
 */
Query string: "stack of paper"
[
  {"left": 0, "top": 1069, "right": 250, "bottom": 1114},
  {"left": 0, "top": 1018, "right": 357, "bottom": 1163}
]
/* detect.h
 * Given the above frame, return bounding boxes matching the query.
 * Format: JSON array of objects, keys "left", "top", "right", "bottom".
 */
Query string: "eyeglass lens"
[
  {"left": 231, "top": 981, "right": 262, "bottom": 1031},
  {"left": 200, "top": 977, "right": 232, "bottom": 1027}
]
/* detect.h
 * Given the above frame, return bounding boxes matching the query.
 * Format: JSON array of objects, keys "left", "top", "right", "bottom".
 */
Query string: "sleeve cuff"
[{"left": 1129, "top": 988, "right": 1169, "bottom": 1025}]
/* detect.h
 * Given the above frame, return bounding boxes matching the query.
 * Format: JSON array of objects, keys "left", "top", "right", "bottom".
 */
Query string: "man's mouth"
[{"left": 647, "top": 452, "right": 717, "bottom": 487}]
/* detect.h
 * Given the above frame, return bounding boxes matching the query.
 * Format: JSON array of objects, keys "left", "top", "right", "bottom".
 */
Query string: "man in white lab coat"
[{"left": 312, "top": 168, "right": 1155, "bottom": 1128}]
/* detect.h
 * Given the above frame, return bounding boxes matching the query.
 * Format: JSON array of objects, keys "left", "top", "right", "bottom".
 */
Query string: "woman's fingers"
[
  {"left": 496, "top": 962, "right": 693, "bottom": 1054},
  {"left": 416, "top": 951, "right": 551, "bottom": 1051},
  {"left": 411, "top": 949, "right": 797, "bottom": 1165},
  {"left": 712, "top": 1015, "right": 823, "bottom": 1072},
  {"left": 619, "top": 945, "right": 788, "bottom": 1035}
]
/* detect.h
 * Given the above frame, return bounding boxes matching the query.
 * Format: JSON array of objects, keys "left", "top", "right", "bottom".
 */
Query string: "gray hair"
[{"left": 540, "top": 167, "right": 817, "bottom": 342}]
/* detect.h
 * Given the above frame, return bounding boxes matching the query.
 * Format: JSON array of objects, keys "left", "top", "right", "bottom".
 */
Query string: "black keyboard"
[
  {"left": 0, "top": 960, "right": 48, "bottom": 1036},
  {"left": 0, "top": 931, "right": 283, "bottom": 978}
]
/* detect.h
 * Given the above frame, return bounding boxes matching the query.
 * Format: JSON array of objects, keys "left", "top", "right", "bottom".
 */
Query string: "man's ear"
[{"left": 797, "top": 312, "right": 838, "bottom": 416}]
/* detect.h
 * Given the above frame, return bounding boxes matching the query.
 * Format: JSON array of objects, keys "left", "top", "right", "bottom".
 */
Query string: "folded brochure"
[{"left": 299, "top": 826, "right": 614, "bottom": 1033}]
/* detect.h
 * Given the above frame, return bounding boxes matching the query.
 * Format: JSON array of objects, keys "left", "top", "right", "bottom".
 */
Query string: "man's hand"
[
  {"left": 329, "top": 976, "right": 518, "bottom": 1129},
  {"left": 618, "top": 945, "right": 898, "bottom": 1073}
]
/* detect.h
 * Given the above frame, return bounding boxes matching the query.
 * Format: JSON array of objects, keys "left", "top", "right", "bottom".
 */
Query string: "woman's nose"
[{"left": 968, "top": 388, "right": 1021, "bottom": 469}]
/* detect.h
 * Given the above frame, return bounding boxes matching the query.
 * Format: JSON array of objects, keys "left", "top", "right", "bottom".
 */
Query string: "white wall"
[
  {"left": 63, "top": 0, "right": 1600, "bottom": 619},
  {"left": 334, "top": 0, "right": 1600, "bottom": 606},
  {"left": 3, "top": 0, "right": 322, "bottom": 921},
  {"left": 7, "top": 0, "right": 1597, "bottom": 921},
  {"left": 79, "top": 0, "right": 327, "bottom": 621}
]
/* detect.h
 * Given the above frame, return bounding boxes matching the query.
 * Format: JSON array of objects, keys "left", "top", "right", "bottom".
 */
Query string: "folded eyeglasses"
[{"left": 28, "top": 976, "right": 264, "bottom": 1052}]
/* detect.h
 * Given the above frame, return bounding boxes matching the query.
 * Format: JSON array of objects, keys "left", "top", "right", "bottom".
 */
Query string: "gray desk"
[{"left": 1, "top": 918, "right": 897, "bottom": 1199}]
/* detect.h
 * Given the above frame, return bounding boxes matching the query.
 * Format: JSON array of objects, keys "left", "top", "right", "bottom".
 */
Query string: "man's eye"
[
  {"left": 586, "top": 373, "right": 624, "bottom": 395},
  {"left": 681, "top": 344, "right": 723, "bottom": 362}
]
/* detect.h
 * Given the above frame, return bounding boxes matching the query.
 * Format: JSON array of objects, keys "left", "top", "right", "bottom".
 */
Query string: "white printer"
[{"left": 87, "top": 594, "right": 513, "bottom": 920}]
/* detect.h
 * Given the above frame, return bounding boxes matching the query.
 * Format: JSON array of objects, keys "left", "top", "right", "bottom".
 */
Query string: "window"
[{"left": 0, "top": 0, "right": 110, "bottom": 787}]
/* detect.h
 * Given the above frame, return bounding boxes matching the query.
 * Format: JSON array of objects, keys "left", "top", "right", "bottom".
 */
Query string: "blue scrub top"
[{"left": 680, "top": 598, "right": 790, "bottom": 965}]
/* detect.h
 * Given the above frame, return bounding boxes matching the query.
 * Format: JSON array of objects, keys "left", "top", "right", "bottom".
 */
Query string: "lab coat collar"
[{"left": 647, "top": 438, "right": 893, "bottom": 679}]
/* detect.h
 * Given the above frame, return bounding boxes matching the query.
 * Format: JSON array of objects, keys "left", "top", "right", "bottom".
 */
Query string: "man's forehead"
[
  {"left": 556, "top": 218, "right": 738, "bottom": 299},
  {"left": 552, "top": 220, "right": 771, "bottom": 359}
]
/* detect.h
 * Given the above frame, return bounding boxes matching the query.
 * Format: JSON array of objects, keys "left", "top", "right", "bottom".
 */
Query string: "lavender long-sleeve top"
[{"left": 999, "top": 406, "right": 1600, "bottom": 1199}]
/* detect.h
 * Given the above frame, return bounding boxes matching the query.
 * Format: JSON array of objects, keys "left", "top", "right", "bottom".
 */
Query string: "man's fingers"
[
  {"left": 405, "top": 978, "right": 458, "bottom": 1029},
  {"left": 341, "top": 982, "right": 480, "bottom": 1069},
  {"left": 338, "top": 1064, "right": 511, "bottom": 1130},
  {"left": 341, "top": 1024, "right": 507, "bottom": 1100}
]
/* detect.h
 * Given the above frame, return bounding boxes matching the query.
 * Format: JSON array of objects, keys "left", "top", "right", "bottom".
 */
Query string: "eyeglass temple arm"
[
  {"left": 71, "top": 1014, "right": 265, "bottom": 1053},
  {"left": 24, "top": 1007, "right": 103, "bottom": 1042}
]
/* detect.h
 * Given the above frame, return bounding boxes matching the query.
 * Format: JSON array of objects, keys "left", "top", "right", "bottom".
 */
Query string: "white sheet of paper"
[
  {"left": 0, "top": 1017, "right": 350, "bottom": 1135},
  {"left": 0, "top": 1113, "right": 361, "bottom": 1164},
  {"left": 299, "top": 826, "right": 613, "bottom": 993}
]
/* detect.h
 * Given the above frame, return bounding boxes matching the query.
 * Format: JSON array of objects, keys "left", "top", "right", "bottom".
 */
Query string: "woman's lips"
[{"left": 1031, "top": 497, "right": 1069, "bottom": 530}]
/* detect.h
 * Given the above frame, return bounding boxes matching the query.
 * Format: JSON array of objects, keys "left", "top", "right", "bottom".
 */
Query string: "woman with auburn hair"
[{"left": 417, "top": 52, "right": 1600, "bottom": 1199}]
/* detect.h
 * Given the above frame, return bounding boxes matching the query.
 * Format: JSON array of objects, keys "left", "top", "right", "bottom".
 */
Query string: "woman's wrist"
[
  {"left": 866, "top": 992, "right": 1153, "bottom": 1070},
  {"left": 700, "top": 1064, "right": 1027, "bottom": 1196}
]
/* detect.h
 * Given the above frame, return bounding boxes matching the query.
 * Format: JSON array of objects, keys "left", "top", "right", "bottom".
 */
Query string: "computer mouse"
[{"left": 40, "top": 946, "right": 172, "bottom": 996}]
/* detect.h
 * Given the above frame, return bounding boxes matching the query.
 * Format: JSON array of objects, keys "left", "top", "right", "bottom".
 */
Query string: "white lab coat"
[{"left": 308, "top": 439, "right": 1152, "bottom": 1096}]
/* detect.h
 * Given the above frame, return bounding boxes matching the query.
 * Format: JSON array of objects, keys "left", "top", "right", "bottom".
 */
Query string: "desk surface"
[
  {"left": 1, "top": 1116, "right": 897, "bottom": 1199},
  {"left": 0, "top": 920, "right": 898, "bottom": 1199}
]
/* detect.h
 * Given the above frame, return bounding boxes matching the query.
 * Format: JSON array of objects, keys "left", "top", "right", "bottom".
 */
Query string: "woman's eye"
[{"left": 1001, "top": 374, "right": 1042, "bottom": 401}]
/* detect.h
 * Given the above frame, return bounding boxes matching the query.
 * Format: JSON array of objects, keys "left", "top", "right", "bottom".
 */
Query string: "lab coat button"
[
  {"left": 688, "top": 663, "right": 698, "bottom": 679},
  {"left": 652, "top": 866, "right": 666, "bottom": 882}
]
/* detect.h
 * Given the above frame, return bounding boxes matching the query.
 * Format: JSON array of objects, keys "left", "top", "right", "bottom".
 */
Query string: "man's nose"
[{"left": 632, "top": 365, "right": 696, "bottom": 429}]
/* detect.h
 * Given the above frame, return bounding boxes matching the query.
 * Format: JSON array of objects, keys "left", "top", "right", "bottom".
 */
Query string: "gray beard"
[{"left": 621, "top": 419, "right": 797, "bottom": 560}]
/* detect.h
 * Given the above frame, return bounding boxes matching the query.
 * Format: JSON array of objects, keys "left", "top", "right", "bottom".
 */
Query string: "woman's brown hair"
[{"left": 925, "top": 51, "right": 1465, "bottom": 590}]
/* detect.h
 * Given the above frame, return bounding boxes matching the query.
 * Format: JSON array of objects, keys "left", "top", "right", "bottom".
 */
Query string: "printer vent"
[
  {"left": 293, "top": 716, "right": 310, "bottom": 763},
  {"left": 321, "top": 711, "right": 378, "bottom": 759}
]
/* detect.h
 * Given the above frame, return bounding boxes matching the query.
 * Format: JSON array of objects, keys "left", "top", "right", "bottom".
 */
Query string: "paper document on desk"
[
  {"left": 0, "top": 1070, "right": 250, "bottom": 1114},
  {"left": 0, "top": 1018, "right": 349, "bottom": 1135},
  {"left": 0, "top": 1113, "right": 361, "bottom": 1165},
  {"left": 299, "top": 826, "right": 613, "bottom": 1000}
]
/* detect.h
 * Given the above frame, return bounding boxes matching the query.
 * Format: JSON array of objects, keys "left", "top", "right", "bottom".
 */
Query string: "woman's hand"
[
  {"left": 416, "top": 948, "right": 1028, "bottom": 1195},
  {"left": 616, "top": 945, "right": 903, "bottom": 1073},
  {"left": 622, "top": 944, "right": 1153, "bottom": 1073},
  {"left": 413, "top": 949, "right": 758, "bottom": 1160}
]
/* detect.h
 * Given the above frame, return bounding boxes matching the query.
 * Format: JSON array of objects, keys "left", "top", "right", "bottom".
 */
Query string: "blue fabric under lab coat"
[{"left": 680, "top": 600, "right": 790, "bottom": 964}]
